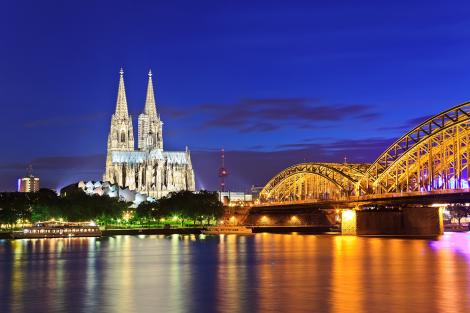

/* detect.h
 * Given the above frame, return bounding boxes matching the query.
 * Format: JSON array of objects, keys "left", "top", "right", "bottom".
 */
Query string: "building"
[
  {"left": 103, "top": 69, "right": 195, "bottom": 199},
  {"left": 61, "top": 181, "right": 155, "bottom": 208},
  {"left": 218, "top": 191, "right": 253, "bottom": 206},
  {"left": 250, "top": 185, "right": 264, "bottom": 201},
  {"left": 18, "top": 176, "right": 40, "bottom": 192}
]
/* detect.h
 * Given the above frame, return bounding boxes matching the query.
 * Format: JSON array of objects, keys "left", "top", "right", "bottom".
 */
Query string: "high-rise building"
[
  {"left": 103, "top": 69, "right": 195, "bottom": 199},
  {"left": 18, "top": 176, "right": 40, "bottom": 192}
]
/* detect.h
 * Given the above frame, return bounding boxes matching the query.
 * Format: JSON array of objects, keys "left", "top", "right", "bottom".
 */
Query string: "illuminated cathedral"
[{"left": 103, "top": 69, "right": 195, "bottom": 199}]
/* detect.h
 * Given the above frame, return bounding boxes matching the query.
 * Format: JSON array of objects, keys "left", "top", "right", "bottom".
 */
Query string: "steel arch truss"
[
  {"left": 260, "top": 163, "right": 369, "bottom": 202},
  {"left": 363, "top": 101, "right": 470, "bottom": 194}
]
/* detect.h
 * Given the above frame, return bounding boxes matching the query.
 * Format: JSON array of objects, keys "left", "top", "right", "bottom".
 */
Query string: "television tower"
[
  {"left": 218, "top": 148, "right": 229, "bottom": 191},
  {"left": 27, "top": 164, "right": 33, "bottom": 177}
]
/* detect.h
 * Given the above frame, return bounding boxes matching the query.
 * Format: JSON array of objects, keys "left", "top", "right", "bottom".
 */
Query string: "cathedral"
[{"left": 103, "top": 69, "right": 195, "bottom": 199}]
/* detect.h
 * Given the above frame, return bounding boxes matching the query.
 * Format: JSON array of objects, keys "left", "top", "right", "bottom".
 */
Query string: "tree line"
[
  {"left": 135, "top": 190, "right": 224, "bottom": 226},
  {"left": 0, "top": 188, "right": 223, "bottom": 228}
]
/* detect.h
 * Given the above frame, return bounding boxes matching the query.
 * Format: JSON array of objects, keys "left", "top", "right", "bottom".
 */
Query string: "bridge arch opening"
[{"left": 260, "top": 163, "right": 368, "bottom": 203}]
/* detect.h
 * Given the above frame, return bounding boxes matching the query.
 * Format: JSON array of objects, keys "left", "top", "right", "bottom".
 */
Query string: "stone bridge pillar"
[
  {"left": 341, "top": 210, "right": 357, "bottom": 235},
  {"left": 341, "top": 207, "right": 443, "bottom": 236}
]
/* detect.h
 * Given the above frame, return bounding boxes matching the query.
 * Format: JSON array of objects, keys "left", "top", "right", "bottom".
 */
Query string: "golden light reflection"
[
  {"left": 112, "top": 235, "right": 136, "bottom": 312},
  {"left": 216, "top": 234, "right": 243, "bottom": 312},
  {"left": 331, "top": 235, "right": 363, "bottom": 313},
  {"left": 167, "top": 234, "right": 183, "bottom": 313},
  {"left": 4, "top": 233, "right": 470, "bottom": 312},
  {"left": 11, "top": 240, "right": 24, "bottom": 313}
]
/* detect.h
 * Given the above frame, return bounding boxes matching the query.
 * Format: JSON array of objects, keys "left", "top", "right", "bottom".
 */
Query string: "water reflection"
[{"left": 1, "top": 233, "right": 470, "bottom": 313}]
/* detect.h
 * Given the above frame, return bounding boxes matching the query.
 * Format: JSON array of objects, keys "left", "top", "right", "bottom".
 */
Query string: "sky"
[{"left": 1, "top": 0, "right": 470, "bottom": 192}]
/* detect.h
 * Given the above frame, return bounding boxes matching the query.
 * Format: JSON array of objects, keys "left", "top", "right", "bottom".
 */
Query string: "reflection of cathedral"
[{"left": 103, "top": 69, "right": 195, "bottom": 199}]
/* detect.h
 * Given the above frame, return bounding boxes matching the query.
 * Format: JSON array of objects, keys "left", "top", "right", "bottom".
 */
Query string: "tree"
[
  {"left": 159, "top": 191, "right": 194, "bottom": 225},
  {"left": 0, "top": 193, "right": 32, "bottom": 228},
  {"left": 197, "top": 190, "right": 224, "bottom": 225},
  {"left": 30, "top": 189, "right": 61, "bottom": 222},
  {"left": 56, "top": 189, "right": 130, "bottom": 223},
  {"left": 136, "top": 201, "right": 168, "bottom": 224},
  {"left": 158, "top": 190, "right": 223, "bottom": 226}
]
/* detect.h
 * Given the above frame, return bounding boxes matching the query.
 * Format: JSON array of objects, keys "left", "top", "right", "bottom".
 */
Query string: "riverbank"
[
  {"left": 3, "top": 226, "right": 466, "bottom": 239},
  {"left": 251, "top": 226, "right": 337, "bottom": 234},
  {"left": 103, "top": 228, "right": 204, "bottom": 236},
  {"left": 0, "top": 228, "right": 204, "bottom": 239},
  {"left": 0, "top": 226, "right": 336, "bottom": 239}
]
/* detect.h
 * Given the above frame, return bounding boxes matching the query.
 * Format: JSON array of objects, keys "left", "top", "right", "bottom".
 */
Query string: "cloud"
[
  {"left": 405, "top": 114, "right": 435, "bottom": 127},
  {"left": 199, "top": 98, "right": 380, "bottom": 133},
  {"left": 376, "top": 114, "right": 434, "bottom": 132},
  {"left": 0, "top": 137, "right": 394, "bottom": 192},
  {"left": 193, "top": 137, "right": 394, "bottom": 191},
  {"left": 0, "top": 155, "right": 105, "bottom": 192},
  {"left": 158, "top": 106, "right": 191, "bottom": 119}
]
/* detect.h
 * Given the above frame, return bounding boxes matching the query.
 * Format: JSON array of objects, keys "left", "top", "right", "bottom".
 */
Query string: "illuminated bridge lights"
[
  {"left": 289, "top": 215, "right": 301, "bottom": 225},
  {"left": 259, "top": 101, "right": 470, "bottom": 203},
  {"left": 341, "top": 210, "right": 357, "bottom": 235}
]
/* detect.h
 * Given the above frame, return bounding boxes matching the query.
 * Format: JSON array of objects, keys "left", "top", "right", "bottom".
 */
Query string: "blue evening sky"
[{"left": 1, "top": 0, "right": 470, "bottom": 191}]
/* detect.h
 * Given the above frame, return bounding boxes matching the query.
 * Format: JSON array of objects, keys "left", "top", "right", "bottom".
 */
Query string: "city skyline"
[
  {"left": 3, "top": 3, "right": 470, "bottom": 313},
  {"left": 2, "top": 1, "right": 470, "bottom": 191}
]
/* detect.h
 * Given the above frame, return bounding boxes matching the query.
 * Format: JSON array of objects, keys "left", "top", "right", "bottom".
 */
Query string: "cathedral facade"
[{"left": 103, "top": 69, "right": 195, "bottom": 199}]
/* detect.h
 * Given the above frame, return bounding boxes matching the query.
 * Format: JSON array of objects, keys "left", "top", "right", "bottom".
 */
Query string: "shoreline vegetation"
[{"left": 0, "top": 188, "right": 224, "bottom": 231}]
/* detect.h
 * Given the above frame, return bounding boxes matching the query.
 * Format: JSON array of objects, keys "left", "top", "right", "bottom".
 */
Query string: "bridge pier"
[{"left": 341, "top": 207, "right": 443, "bottom": 236}]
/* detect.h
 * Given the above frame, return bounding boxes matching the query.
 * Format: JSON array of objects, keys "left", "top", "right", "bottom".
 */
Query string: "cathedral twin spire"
[
  {"left": 112, "top": 68, "right": 162, "bottom": 152},
  {"left": 115, "top": 68, "right": 157, "bottom": 118},
  {"left": 144, "top": 70, "right": 158, "bottom": 117},
  {"left": 104, "top": 69, "right": 195, "bottom": 195},
  {"left": 115, "top": 68, "right": 129, "bottom": 117}
]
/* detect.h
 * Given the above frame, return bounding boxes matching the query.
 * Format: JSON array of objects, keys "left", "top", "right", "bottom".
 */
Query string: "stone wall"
[
  {"left": 343, "top": 207, "right": 443, "bottom": 236},
  {"left": 401, "top": 207, "right": 443, "bottom": 236},
  {"left": 356, "top": 210, "right": 402, "bottom": 235}
]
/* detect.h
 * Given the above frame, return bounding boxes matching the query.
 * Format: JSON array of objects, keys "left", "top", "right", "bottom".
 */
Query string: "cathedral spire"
[
  {"left": 115, "top": 68, "right": 129, "bottom": 117},
  {"left": 144, "top": 69, "right": 157, "bottom": 117}
]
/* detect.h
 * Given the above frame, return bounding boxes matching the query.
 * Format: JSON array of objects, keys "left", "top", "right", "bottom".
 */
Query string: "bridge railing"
[
  {"left": 256, "top": 199, "right": 327, "bottom": 207},
  {"left": 257, "top": 188, "right": 470, "bottom": 206},
  {"left": 351, "top": 188, "right": 470, "bottom": 201}
]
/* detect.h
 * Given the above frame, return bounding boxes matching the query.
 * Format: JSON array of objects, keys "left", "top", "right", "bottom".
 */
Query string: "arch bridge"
[
  {"left": 260, "top": 162, "right": 369, "bottom": 202},
  {"left": 259, "top": 101, "right": 470, "bottom": 203}
]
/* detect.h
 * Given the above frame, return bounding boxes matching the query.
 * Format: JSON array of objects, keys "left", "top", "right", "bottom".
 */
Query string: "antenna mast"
[
  {"left": 27, "top": 164, "right": 33, "bottom": 177},
  {"left": 218, "top": 148, "right": 229, "bottom": 192}
]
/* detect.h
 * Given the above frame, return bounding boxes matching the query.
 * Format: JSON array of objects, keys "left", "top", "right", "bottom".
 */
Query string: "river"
[{"left": 1, "top": 233, "right": 470, "bottom": 313}]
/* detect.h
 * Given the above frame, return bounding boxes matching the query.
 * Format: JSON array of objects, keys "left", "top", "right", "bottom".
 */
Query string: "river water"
[{"left": 1, "top": 233, "right": 470, "bottom": 313}]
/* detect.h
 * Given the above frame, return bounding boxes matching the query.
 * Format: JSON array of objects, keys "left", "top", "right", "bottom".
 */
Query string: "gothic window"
[{"left": 121, "top": 132, "right": 126, "bottom": 143}]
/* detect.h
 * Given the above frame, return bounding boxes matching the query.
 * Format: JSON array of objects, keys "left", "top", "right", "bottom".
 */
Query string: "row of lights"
[
  {"left": 218, "top": 210, "right": 359, "bottom": 226},
  {"left": 259, "top": 215, "right": 301, "bottom": 225},
  {"left": 219, "top": 215, "right": 297, "bottom": 225}
]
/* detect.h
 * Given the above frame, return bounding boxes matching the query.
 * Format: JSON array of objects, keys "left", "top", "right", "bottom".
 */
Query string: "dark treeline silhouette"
[
  {"left": 136, "top": 190, "right": 224, "bottom": 226},
  {"left": 0, "top": 189, "right": 223, "bottom": 228}
]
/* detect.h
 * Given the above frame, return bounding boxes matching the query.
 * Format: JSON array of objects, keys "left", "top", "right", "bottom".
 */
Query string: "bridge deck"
[{"left": 255, "top": 189, "right": 470, "bottom": 210}]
